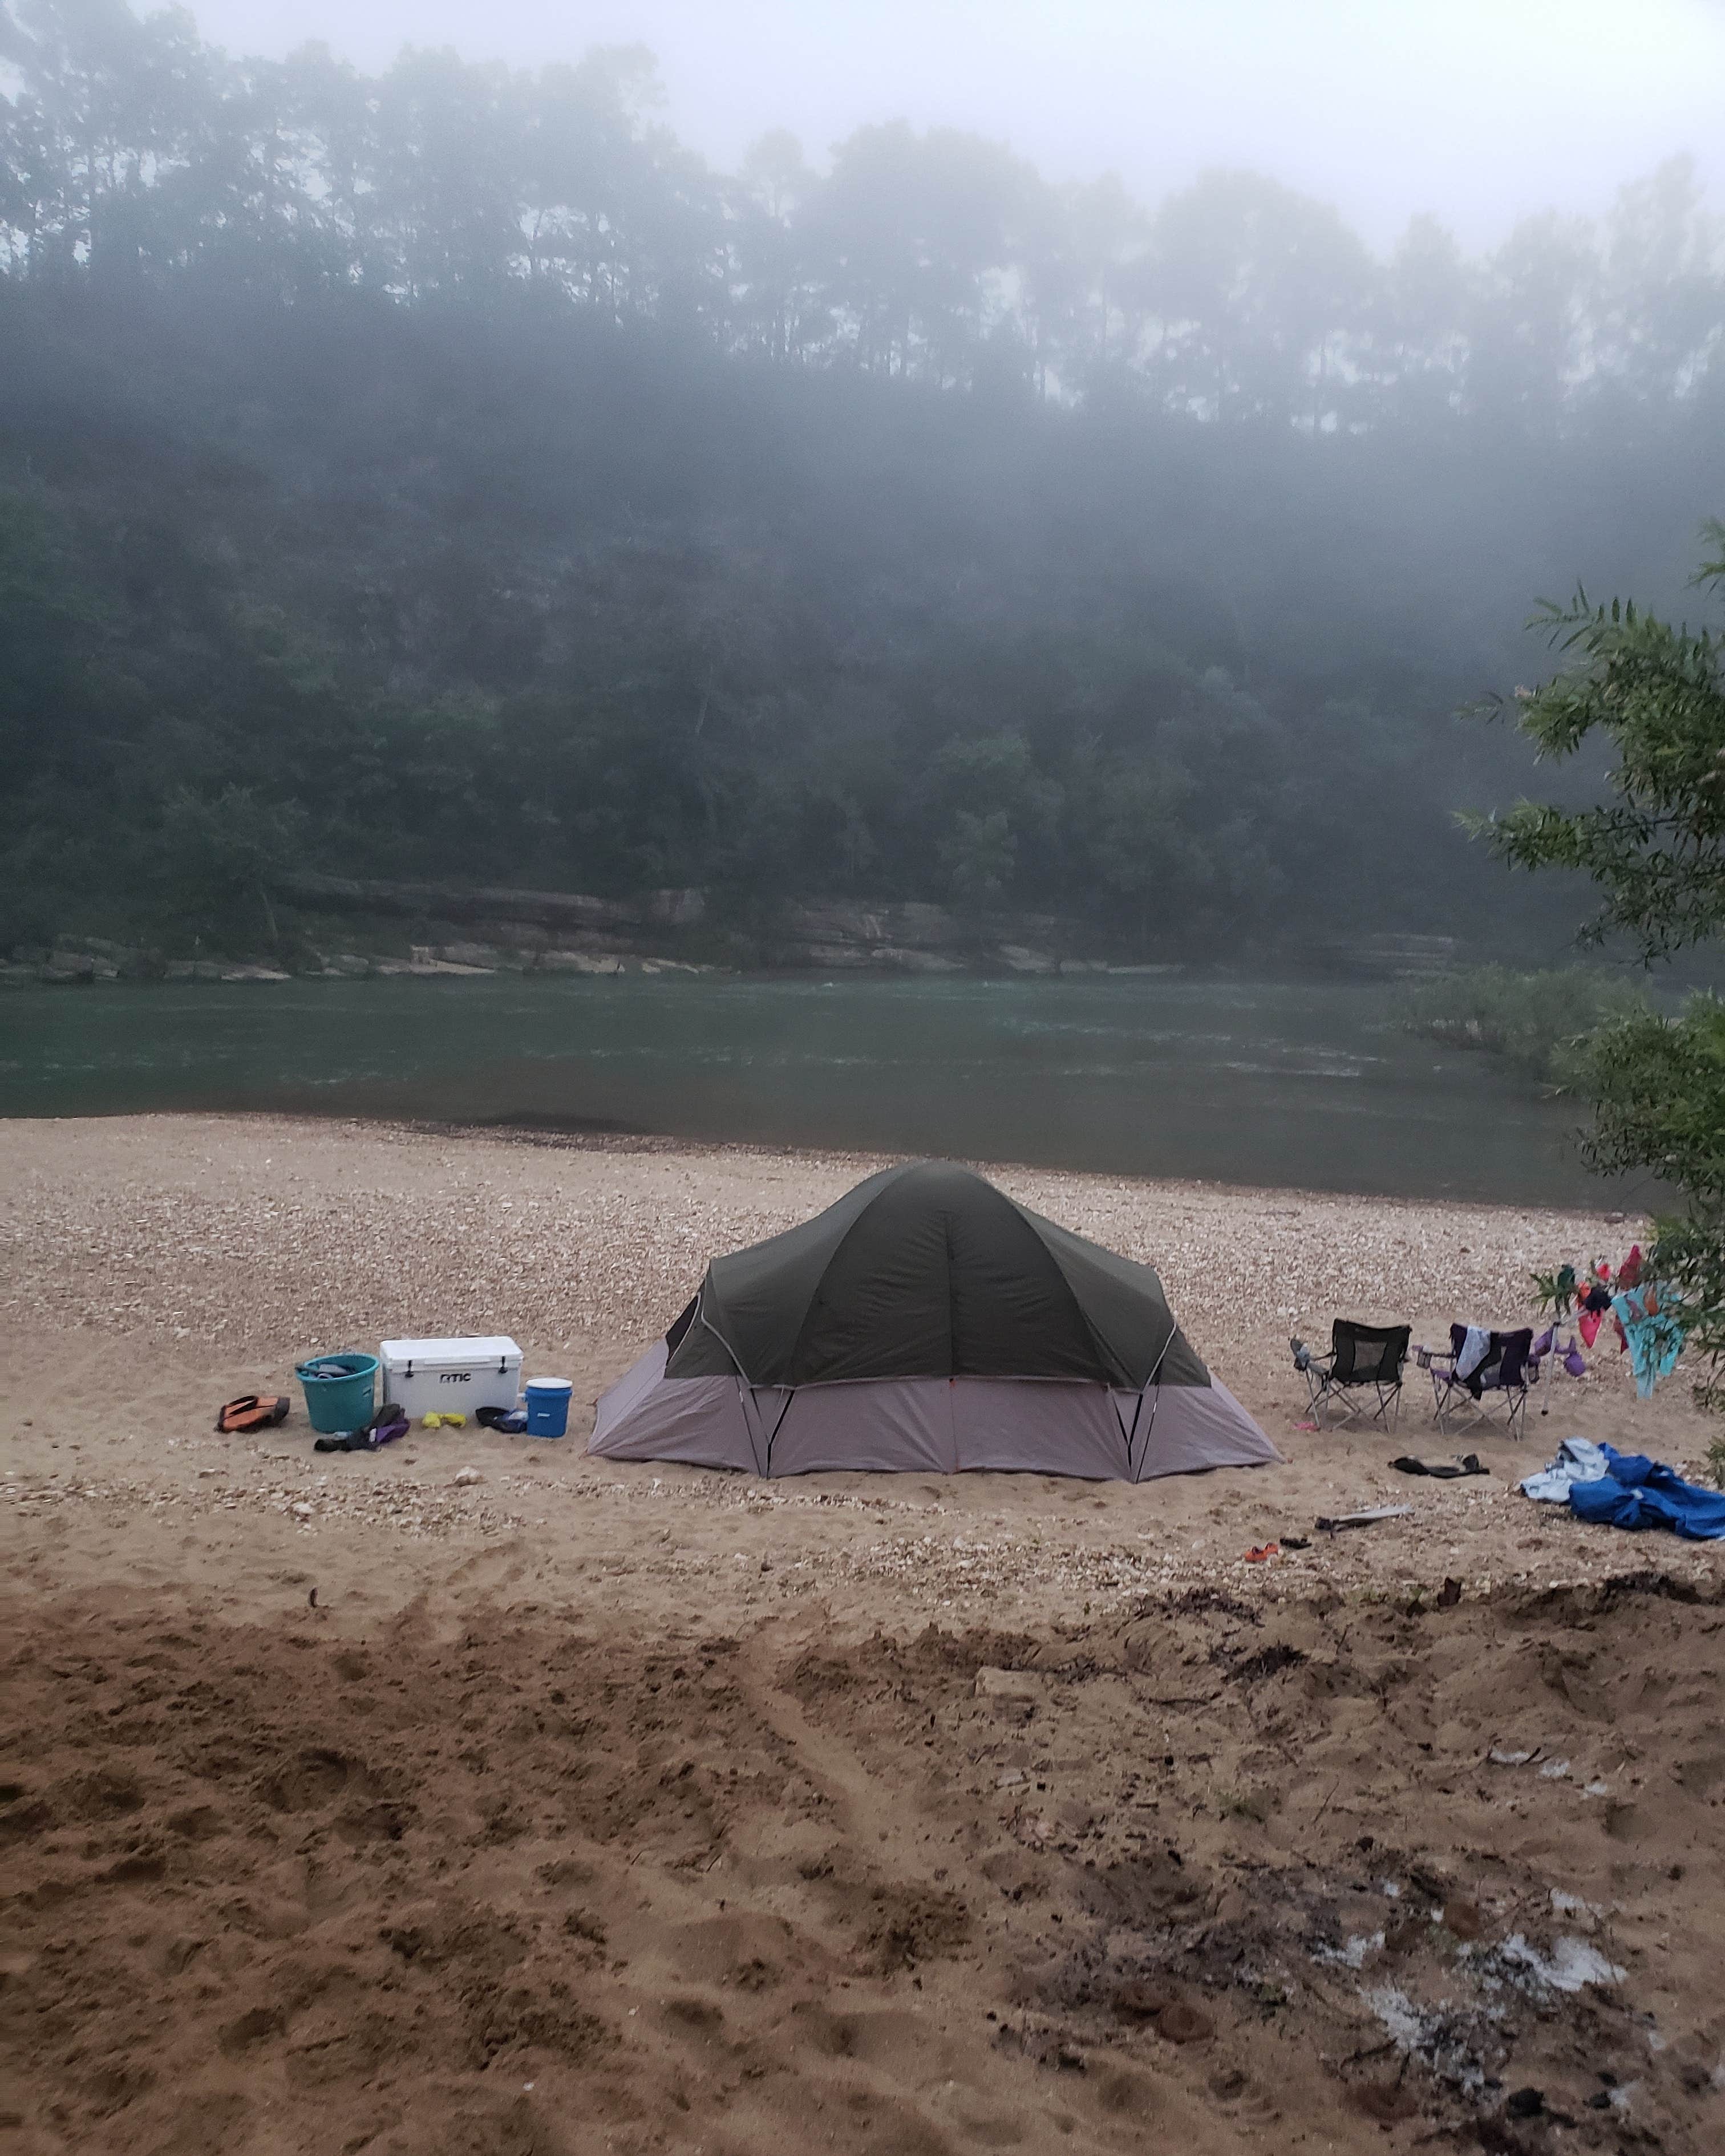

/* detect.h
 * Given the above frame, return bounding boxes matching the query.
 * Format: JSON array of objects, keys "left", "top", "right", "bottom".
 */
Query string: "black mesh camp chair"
[
  {"left": 1419, "top": 1325, "right": 1536, "bottom": 1440},
  {"left": 1291, "top": 1321, "right": 1410, "bottom": 1429}
]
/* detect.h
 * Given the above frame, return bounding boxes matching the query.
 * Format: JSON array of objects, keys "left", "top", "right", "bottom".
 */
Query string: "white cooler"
[{"left": 380, "top": 1335, "right": 523, "bottom": 1421}]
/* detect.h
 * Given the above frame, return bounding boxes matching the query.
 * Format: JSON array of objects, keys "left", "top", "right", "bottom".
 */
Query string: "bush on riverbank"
[{"left": 1399, "top": 966, "right": 1651, "bottom": 1084}]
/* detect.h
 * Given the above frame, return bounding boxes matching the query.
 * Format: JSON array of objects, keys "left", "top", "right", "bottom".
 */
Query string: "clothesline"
[{"left": 1530, "top": 1246, "right": 1686, "bottom": 1400}]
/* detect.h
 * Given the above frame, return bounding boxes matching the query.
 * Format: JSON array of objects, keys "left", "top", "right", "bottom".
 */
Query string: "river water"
[{"left": 0, "top": 972, "right": 1612, "bottom": 1205}]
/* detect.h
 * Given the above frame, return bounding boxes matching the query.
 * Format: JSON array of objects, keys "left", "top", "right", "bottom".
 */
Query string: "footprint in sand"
[{"left": 262, "top": 1749, "right": 355, "bottom": 1813}]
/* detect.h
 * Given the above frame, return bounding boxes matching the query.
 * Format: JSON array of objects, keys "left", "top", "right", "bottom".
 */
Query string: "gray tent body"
[{"left": 589, "top": 1161, "right": 1279, "bottom": 1482}]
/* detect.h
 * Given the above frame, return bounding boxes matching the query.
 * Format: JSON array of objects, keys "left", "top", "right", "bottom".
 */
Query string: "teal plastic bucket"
[{"left": 295, "top": 1351, "right": 378, "bottom": 1435}]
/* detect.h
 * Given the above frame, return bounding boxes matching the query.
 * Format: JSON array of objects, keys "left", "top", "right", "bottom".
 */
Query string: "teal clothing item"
[{"left": 1610, "top": 1287, "right": 1684, "bottom": 1400}]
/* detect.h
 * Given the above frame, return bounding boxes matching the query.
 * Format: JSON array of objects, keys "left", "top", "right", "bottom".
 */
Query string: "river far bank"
[{"left": 3, "top": 875, "right": 1464, "bottom": 987}]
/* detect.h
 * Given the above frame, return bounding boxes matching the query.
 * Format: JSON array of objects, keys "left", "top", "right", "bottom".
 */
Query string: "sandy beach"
[{"left": 4, "top": 1113, "right": 1724, "bottom": 2156}]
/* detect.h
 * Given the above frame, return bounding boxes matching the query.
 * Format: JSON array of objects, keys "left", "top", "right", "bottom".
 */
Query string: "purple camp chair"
[{"left": 1419, "top": 1326, "right": 1536, "bottom": 1439}]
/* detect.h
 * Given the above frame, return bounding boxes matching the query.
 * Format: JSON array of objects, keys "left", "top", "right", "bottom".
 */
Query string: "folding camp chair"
[
  {"left": 1291, "top": 1321, "right": 1410, "bottom": 1429},
  {"left": 1418, "top": 1326, "right": 1536, "bottom": 1440}
]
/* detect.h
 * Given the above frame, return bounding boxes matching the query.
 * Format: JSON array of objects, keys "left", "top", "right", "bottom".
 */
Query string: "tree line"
[
  {"left": 5, "top": 0, "right": 1722, "bottom": 428},
  {"left": 2, "top": 0, "right": 1723, "bottom": 963}
]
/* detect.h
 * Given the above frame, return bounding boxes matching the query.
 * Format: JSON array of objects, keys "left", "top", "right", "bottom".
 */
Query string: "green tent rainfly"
[{"left": 590, "top": 1162, "right": 1279, "bottom": 1481}]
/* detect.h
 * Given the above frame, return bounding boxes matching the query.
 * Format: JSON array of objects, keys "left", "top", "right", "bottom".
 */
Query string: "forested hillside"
[{"left": 3, "top": 0, "right": 1724, "bottom": 963}]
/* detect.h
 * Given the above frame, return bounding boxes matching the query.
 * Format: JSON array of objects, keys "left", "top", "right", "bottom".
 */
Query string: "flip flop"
[{"left": 216, "top": 1394, "right": 291, "bottom": 1434}]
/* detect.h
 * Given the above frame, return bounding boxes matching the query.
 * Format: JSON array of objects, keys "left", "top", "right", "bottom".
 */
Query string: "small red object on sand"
[{"left": 1244, "top": 1543, "right": 1279, "bottom": 1563}]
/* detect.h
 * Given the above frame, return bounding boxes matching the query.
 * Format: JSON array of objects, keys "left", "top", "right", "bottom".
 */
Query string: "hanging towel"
[
  {"left": 1456, "top": 1325, "right": 1492, "bottom": 1382},
  {"left": 1610, "top": 1287, "right": 1684, "bottom": 1400}
]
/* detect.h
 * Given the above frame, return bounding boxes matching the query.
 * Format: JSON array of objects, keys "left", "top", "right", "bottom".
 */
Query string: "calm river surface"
[{"left": 0, "top": 973, "right": 1614, "bottom": 1205}]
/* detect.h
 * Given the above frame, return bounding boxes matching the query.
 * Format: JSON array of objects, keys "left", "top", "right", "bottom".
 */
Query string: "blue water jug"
[{"left": 523, "top": 1378, "right": 573, "bottom": 1438}]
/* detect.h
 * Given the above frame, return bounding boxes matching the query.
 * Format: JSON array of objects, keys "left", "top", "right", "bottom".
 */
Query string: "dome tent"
[{"left": 590, "top": 1162, "right": 1278, "bottom": 1481}]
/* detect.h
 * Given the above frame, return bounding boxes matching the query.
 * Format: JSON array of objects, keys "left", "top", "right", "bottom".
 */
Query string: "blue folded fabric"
[{"left": 1567, "top": 1446, "right": 1725, "bottom": 1540}]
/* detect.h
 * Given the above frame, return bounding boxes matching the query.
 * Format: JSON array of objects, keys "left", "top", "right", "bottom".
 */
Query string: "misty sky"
[{"left": 176, "top": 0, "right": 1724, "bottom": 249}]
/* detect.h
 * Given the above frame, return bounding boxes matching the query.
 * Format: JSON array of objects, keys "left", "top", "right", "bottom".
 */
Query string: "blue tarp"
[{"left": 1566, "top": 1446, "right": 1725, "bottom": 1541}]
